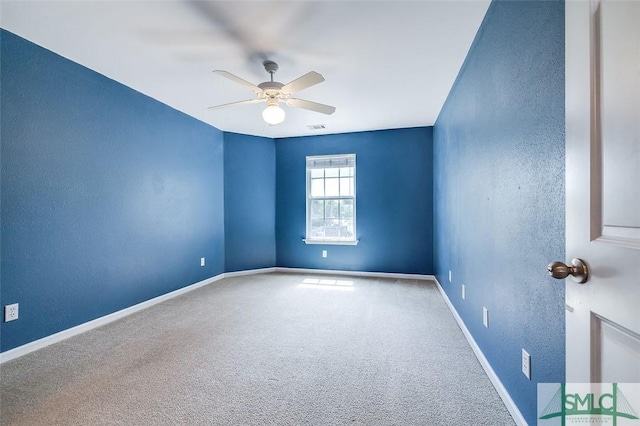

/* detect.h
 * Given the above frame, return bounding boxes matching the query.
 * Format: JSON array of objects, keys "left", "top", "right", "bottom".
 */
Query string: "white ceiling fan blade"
[
  {"left": 286, "top": 98, "right": 336, "bottom": 115},
  {"left": 281, "top": 72, "right": 325, "bottom": 95},
  {"left": 213, "top": 70, "right": 262, "bottom": 94},
  {"left": 207, "top": 98, "right": 264, "bottom": 110}
]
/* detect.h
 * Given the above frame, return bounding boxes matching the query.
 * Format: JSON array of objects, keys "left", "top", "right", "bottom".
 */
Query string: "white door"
[{"left": 564, "top": 0, "right": 640, "bottom": 383}]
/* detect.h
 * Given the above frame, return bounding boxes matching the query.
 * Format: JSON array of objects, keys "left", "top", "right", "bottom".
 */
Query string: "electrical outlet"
[
  {"left": 522, "top": 349, "right": 531, "bottom": 380},
  {"left": 200, "top": 257, "right": 205, "bottom": 267},
  {"left": 322, "top": 250, "right": 327, "bottom": 258},
  {"left": 483, "top": 307, "right": 489, "bottom": 328},
  {"left": 4, "top": 303, "right": 19, "bottom": 322},
  {"left": 449, "top": 270, "right": 452, "bottom": 283},
  {"left": 461, "top": 284, "right": 466, "bottom": 300}
]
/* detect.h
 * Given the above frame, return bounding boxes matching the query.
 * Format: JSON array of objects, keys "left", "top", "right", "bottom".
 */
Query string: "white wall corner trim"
[{"left": 433, "top": 278, "right": 528, "bottom": 426}]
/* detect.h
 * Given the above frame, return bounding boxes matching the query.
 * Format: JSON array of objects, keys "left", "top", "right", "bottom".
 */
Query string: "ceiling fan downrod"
[{"left": 263, "top": 60, "right": 279, "bottom": 82}]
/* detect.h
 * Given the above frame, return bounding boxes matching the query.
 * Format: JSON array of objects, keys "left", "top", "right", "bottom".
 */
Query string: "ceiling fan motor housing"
[{"left": 258, "top": 81, "right": 284, "bottom": 91}]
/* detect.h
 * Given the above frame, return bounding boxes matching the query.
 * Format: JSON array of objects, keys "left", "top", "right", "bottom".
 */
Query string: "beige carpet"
[{"left": 1, "top": 272, "right": 515, "bottom": 425}]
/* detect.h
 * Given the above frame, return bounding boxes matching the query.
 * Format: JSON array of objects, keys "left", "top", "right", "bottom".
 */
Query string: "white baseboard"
[
  {"left": 433, "top": 278, "right": 528, "bottom": 426},
  {"left": 0, "top": 273, "right": 227, "bottom": 364},
  {"left": 1, "top": 267, "right": 433, "bottom": 363},
  {"left": 223, "top": 267, "right": 277, "bottom": 278},
  {"left": 275, "top": 267, "right": 435, "bottom": 281},
  {"left": 1, "top": 266, "right": 297, "bottom": 363},
  {"left": 1, "top": 266, "right": 526, "bottom": 424},
  {"left": 1, "top": 267, "right": 526, "bottom": 424}
]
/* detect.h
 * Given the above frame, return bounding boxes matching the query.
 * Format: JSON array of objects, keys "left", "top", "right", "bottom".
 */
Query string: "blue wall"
[
  {"left": 0, "top": 30, "right": 226, "bottom": 352},
  {"left": 433, "top": 1, "right": 565, "bottom": 424},
  {"left": 223, "top": 132, "right": 276, "bottom": 272},
  {"left": 276, "top": 128, "right": 434, "bottom": 274}
]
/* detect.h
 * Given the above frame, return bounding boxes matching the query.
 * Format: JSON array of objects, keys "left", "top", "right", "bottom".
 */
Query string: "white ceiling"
[{"left": 1, "top": 0, "right": 490, "bottom": 138}]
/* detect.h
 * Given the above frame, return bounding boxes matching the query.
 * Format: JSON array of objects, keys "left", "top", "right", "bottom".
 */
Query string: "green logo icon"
[{"left": 539, "top": 383, "right": 639, "bottom": 425}]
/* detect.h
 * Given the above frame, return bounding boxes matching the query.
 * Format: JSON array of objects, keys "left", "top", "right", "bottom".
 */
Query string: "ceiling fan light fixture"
[
  {"left": 262, "top": 104, "right": 285, "bottom": 125},
  {"left": 211, "top": 61, "right": 335, "bottom": 125}
]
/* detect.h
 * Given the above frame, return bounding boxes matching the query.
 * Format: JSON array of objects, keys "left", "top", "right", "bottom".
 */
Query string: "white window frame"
[{"left": 304, "top": 154, "right": 358, "bottom": 245}]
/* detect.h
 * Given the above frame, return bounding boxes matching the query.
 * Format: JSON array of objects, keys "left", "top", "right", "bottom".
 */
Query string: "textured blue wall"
[
  {"left": 433, "top": 1, "right": 565, "bottom": 423},
  {"left": 276, "top": 128, "right": 434, "bottom": 274},
  {"left": 223, "top": 132, "right": 276, "bottom": 272},
  {"left": 0, "top": 30, "right": 225, "bottom": 352}
]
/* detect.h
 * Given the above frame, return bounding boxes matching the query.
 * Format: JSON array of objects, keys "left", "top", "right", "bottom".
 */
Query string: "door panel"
[
  {"left": 600, "top": 1, "right": 640, "bottom": 242},
  {"left": 565, "top": 0, "right": 640, "bottom": 383},
  {"left": 593, "top": 314, "right": 640, "bottom": 383}
]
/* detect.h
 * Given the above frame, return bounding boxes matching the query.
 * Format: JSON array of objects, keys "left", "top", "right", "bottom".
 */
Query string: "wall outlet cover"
[
  {"left": 5, "top": 303, "right": 19, "bottom": 322},
  {"left": 200, "top": 257, "right": 205, "bottom": 267},
  {"left": 483, "top": 306, "right": 489, "bottom": 328},
  {"left": 522, "top": 349, "right": 531, "bottom": 380}
]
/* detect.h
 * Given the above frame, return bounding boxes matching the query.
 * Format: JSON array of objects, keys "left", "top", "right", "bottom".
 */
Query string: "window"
[{"left": 305, "top": 154, "right": 357, "bottom": 245}]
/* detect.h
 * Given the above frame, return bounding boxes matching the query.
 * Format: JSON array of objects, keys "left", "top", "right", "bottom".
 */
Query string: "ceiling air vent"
[{"left": 307, "top": 124, "right": 326, "bottom": 131}]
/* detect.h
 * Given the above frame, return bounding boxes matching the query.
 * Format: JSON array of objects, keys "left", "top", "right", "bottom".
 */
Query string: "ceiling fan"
[{"left": 209, "top": 60, "right": 336, "bottom": 125}]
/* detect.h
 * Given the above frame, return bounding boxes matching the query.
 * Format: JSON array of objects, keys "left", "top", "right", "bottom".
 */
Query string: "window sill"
[{"left": 303, "top": 239, "right": 359, "bottom": 246}]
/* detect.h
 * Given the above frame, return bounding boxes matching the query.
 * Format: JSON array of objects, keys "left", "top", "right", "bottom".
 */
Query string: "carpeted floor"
[{"left": 0, "top": 273, "right": 515, "bottom": 425}]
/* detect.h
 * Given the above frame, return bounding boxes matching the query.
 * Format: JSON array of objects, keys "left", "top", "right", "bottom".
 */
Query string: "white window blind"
[{"left": 306, "top": 156, "right": 356, "bottom": 169}]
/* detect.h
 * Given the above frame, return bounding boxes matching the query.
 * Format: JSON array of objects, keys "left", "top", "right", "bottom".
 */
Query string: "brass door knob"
[{"left": 547, "top": 258, "right": 589, "bottom": 284}]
